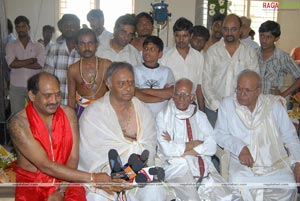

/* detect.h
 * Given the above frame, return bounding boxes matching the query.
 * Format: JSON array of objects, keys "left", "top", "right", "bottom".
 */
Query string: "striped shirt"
[
  {"left": 44, "top": 38, "right": 80, "bottom": 105},
  {"left": 257, "top": 47, "right": 300, "bottom": 94}
]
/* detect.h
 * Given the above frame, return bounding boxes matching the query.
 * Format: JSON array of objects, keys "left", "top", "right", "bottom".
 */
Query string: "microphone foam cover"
[
  {"left": 135, "top": 173, "right": 147, "bottom": 183},
  {"left": 132, "top": 160, "right": 144, "bottom": 172},
  {"left": 140, "top": 150, "right": 149, "bottom": 162},
  {"left": 128, "top": 154, "right": 139, "bottom": 166},
  {"left": 148, "top": 167, "right": 158, "bottom": 175}
]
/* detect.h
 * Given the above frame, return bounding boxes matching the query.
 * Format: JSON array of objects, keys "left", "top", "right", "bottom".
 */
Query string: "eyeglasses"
[
  {"left": 235, "top": 87, "right": 258, "bottom": 95},
  {"left": 173, "top": 92, "right": 193, "bottom": 100}
]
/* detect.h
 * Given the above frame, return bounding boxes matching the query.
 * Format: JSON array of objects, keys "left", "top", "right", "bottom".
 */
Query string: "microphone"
[
  {"left": 139, "top": 150, "right": 149, "bottom": 164},
  {"left": 134, "top": 173, "right": 148, "bottom": 183},
  {"left": 121, "top": 153, "right": 144, "bottom": 180},
  {"left": 136, "top": 166, "right": 165, "bottom": 183},
  {"left": 108, "top": 149, "right": 127, "bottom": 179}
]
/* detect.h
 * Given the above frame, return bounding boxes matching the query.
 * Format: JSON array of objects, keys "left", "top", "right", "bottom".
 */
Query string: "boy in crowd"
[{"left": 134, "top": 36, "right": 175, "bottom": 117}]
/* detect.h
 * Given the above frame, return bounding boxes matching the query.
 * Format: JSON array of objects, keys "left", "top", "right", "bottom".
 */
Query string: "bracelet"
[{"left": 90, "top": 173, "right": 95, "bottom": 183}]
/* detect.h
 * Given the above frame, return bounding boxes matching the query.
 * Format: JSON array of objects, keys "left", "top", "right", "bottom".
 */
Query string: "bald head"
[
  {"left": 222, "top": 14, "right": 242, "bottom": 44},
  {"left": 174, "top": 78, "right": 194, "bottom": 94},
  {"left": 173, "top": 78, "right": 195, "bottom": 111},
  {"left": 223, "top": 14, "right": 242, "bottom": 28},
  {"left": 237, "top": 70, "right": 261, "bottom": 88},
  {"left": 28, "top": 72, "right": 60, "bottom": 95}
]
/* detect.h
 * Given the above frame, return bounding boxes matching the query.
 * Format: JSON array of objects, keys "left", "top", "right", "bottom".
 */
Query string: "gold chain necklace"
[
  {"left": 121, "top": 103, "right": 132, "bottom": 136},
  {"left": 80, "top": 57, "right": 99, "bottom": 89}
]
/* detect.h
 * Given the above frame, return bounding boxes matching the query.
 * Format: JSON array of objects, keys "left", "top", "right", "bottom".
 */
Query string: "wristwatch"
[{"left": 56, "top": 188, "right": 65, "bottom": 196}]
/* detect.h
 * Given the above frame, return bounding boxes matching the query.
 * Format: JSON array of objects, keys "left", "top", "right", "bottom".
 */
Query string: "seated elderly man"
[
  {"left": 156, "top": 78, "right": 242, "bottom": 200},
  {"left": 215, "top": 69, "right": 300, "bottom": 201},
  {"left": 78, "top": 62, "right": 167, "bottom": 201}
]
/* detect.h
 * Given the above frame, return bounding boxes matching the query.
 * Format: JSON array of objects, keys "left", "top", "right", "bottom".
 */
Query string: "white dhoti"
[
  {"left": 78, "top": 92, "right": 167, "bottom": 200},
  {"left": 157, "top": 100, "right": 243, "bottom": 200},
  {"left": 215, "top": 94, "right": 300, "bottom": 201}
]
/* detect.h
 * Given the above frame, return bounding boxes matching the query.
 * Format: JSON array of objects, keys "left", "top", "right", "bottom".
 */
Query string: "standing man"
[
  {"left": 96, "top": 14, "right": 142, "bottom": 66},
  {"left": 156, "top": 78, "right": 242, "bottom": 200},
  {"left": 203, "top": 14, "right": 259, "bottom": 127},
  {"left": 38, "top": 25, "right": 55, "bottom": 54},
  {"left": 160, "top": 17, "right": 205, "bottom": 111},
  {"left": 203, "top": 14, "right": 225, "bottom": 51},
  {"left": 240, "top": 16, "right": 259, "bottom": 49},
  {"left": 257, "top": 20, "right": 300, "bottom": 97},
  {"left": 190, "top": 25, "right": 210, "bottom": 52},
  {"left": 44, "top": 14, "right": 81, "bottom": 105},
  {"left": 131, "top": 12, "right": 154, "bottom": 52},
  {"left": 215, "top": 70, "right": 300, "bottom": 200},
  {"left": 9, "top": 72, "right": 125, "bottom": 201},
  {"left": 5, "top": 15, "right": 45, "bottom": 115},
  {"left": 68, "top": 28, "right": 112, "bottom": 118},
  {"left": 134, "top": 35, "right": 175, "bottom": 117},
  {"left": 87, "top": 9, "right": 112, "bottom": 47},
  {"left": 78, "top": 62, "right": 167, "bottom": 200}
]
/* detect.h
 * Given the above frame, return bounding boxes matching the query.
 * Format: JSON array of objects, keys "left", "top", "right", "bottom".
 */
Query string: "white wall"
[
  {"left": 277, "top": 0, "right": 300, "bottom": 53},
  {"left": 135, "top": 0, "right": 196, "bottom": 47},
  {"left": 5, "top": 0, "right": 57, "bottom": 41},
  {"left": 5, "top": 0, "right": 299, "bottom": 51},
  {"left": 4, "top": 0, "right": 196, "bottom": 47}
]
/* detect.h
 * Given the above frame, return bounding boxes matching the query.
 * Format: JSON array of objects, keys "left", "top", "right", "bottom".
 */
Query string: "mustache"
[
  {"left": 225, "top": 35, "right": 235, "bottom": 41},
  {"left": 46, "top": 103, "right": 59, "bottom": 107},
  {"left": 83, "top": 50, "right": 92, "bottom": 54}
]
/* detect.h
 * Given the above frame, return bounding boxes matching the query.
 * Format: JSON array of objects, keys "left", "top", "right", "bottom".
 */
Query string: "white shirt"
[
  {"left": 97, "top": 29, "right": 112, "bottom": 47},
  {"left": 160, "top": 46, "right": 204, "bottom": 86},
  {"left": 214, "top": 94, "right": 300, "bottom": 200},
  {"left": 134, "top": 63, "right": 175, "bottom": 117},
  {"left": 96, "top": 42, "right": 142, "bottom": 66},
  {"left": 241, "top": 36, "right": 259, "bottom": 50},
  {"left": 203, "top": 39, "right": 259, "bottom": 111}
]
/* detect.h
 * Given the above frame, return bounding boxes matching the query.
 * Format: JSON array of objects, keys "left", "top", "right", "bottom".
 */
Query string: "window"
[
  {"left": 59, "top": 0, "right": 96, "bottom": 27},
  {"left": 227, "top": 0, "right": 278, "bottom": 43},
  {"left": 99, "top": 0, "right": 133, "bottom": 32},
  {"left": 59, "top": 0, "right": 133, "bottom": 32},
  {"left": 201, "top": 0, "right": 278, "bottom": 43}
]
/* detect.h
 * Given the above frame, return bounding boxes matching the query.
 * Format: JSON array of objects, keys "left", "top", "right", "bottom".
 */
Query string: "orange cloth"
[
  {"left": 15, "top": 102, "right": 86, "bottom": 201},
  {"left": 291, "top": 47, "right": 300, "bottom": 65}
]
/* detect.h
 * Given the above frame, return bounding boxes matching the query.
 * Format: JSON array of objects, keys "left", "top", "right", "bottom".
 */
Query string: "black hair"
[
  {"left": 143, "top": 35, "right": 164, "bottom": 52},
  {"left": 75, "top": 28, "right": 98, "bottom": 44},
  {"left": 87, "top": 9, "right": 104, "bottom": 20},
  {"left": 7, "top": 19, "right": 13, "bottom": 33},
  {"left": 135, "top": 12, "right": 154, "bottom": 25},
  {"left": 212, "top": 14, "right": 226, "bottom": 24},
  {"left": 258, "top": 20, "right": 281, "bottom": 37},
  {"left": 14, "top": 15, "right": 30, "bottom": 26},
  {"left": 42, "top": 25, "right": 55, "bottom": 33},
  {"left": 114, "top": 14, "right": 136, "bottom": 31},
  {"left": 249, "top": 29, "right": 255, "bottom": 39},
  {"left": 57, "top": 14, "right": 80, "bottom": 32},
  {"left": 27, "top": 72, "right": 60, "bottom": 95},
  {"left": 173, "top": 17, "right": 193, "bottom": 34},
  {"left": 192, "top": 25, "right": 210, "bottom": 41}
]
